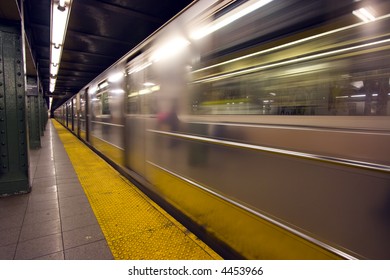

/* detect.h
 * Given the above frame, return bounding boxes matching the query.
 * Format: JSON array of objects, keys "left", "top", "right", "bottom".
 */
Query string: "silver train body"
[{"left": 54, "top": 0, "right": 390, "bottom": 259}]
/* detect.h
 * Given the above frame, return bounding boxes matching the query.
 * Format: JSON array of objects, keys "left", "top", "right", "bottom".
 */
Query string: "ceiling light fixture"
[
  {"left": 352, "top": 7, "right": 376, "bottom": 22},
  {"left": 50, "top": 63, "right": 59, "bottom": 76},
  {"left": 49, "top": 0, "right": 73, "bottom": 93}
]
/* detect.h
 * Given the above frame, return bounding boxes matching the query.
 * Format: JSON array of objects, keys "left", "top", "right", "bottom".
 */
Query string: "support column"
[
  {"left": 0, "top": 24, "right": 30, "bottom": 195},
  {"left": 39, "top": 88, "right": 48, "bottom": 135}
]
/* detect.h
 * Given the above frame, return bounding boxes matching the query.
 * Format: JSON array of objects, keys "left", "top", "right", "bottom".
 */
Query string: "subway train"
[{"left": 54, "top": 0, "right": 390, "bottom": 259}]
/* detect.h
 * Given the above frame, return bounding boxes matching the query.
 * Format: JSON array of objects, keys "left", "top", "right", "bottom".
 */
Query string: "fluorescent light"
[
  {"left": 52, "top": 3, "right": 70, "bottom": 46},
  {"left": 50, "top": 63, "right": 59, "bottom": 76},
  {"left": 51, "top": 45, "right": 62, "bottom": 65},
  {"left": 351, "top": 94, "right": 366, "bottom": 98},
  {"left": 49, "top": 0, "right": 72, "bottom": 93},
  {"left": 49, "top": 77, "right": 56, "bottom": 93},
  {"left": 108, "top": 72, "right": 124, "bottom": 83},
  {"left": 353, "top": 7, "right": 376, "bottom": 22},
  {"left": 191, "top": 0, "right": 273, "bottom": 39},
  {"left": 143, "top": 82, "right": 155, "bottom": 86},
  {"left": 336, "top": 96, "right": 349, "bottom": 99}
]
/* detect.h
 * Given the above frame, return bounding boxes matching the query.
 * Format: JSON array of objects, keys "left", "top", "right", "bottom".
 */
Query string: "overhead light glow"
[
  {"left": 139, "top": 89, "right": 151, "bottom": 95},
  {"left": 191, "top": 0, "right": 273, "bottom": 40},
  {"left": 128, "top": 62, "right": 152, "bottom": 75},
  {"left": 49, "top": 77, "right": 56, "bottom": 93},
  {"left": 88, "top": 87, "right": 97, "bottom": 94},
  {"left": 143, "top": 82, "right": 155, "bottom": 86},
  {"left": 351, "top": 81, "right": 364, "bottom": 89},
  {"left": 151, "top": 37, "right": 190, "bottom": 62},
  {"left": 108, "top": 72, "right": 124, "bottom": 83},
  {"left": 151, "top": 85, "right": 160, "bottom": 92},
  {"left": 128, "top": 84, "right": 160, "bottom": 98},
  {"left": 191, "top": 38, "right": 390, "bottom": 84},
  {"left": 352, "top": 7, "right": 376, "bottom": 22},
  {"left": 49, "top": 97, "right": 53, "bottom": 111},
  {"left": 128, "top": 92, "right": 138, "bottom": 98},
  {"left": 110, "top": 89, "right": 125, "bottom": 94},
  {"left": 351, "top": 94, "right": 366, "bottom": 98}
]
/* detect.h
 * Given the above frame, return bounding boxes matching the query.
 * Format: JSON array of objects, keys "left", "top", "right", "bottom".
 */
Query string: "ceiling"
[
  {"left": 2, "top": 0, "right": 390, "bottom": 111},
  {"left": 1, "top": 0, "right": 194, "bottom": 111}
]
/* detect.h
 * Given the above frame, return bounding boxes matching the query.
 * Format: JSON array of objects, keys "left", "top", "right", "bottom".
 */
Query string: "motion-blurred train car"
[{"left": 55, "top": 0, "right": 390, "bottom": 259}]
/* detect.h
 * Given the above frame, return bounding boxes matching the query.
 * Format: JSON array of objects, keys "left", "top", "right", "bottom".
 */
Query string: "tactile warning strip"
[{"left": 52, "top": 120, "right": 221, "bottom": 260}]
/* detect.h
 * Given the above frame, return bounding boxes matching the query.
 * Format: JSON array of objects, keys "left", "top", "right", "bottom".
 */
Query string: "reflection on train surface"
[{"left": 54, "top": 0, "right": 390, "bottom": 259}]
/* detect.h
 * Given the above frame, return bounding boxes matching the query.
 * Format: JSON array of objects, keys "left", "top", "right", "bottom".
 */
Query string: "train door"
[
  {"left": 124, "top": 56, "right": 147, "bottom": 176},
  {"left": 65, "top": 102, "right": 69, "bottom": 127},
  {"left": 71, "top": 98, "right": 75, "bottom": 132},
  {"left": 76, "top": 94, "right": 80, "bottom": 137},
  {"left": 84, "top": 88, "right": 90, "bottom": 142}
]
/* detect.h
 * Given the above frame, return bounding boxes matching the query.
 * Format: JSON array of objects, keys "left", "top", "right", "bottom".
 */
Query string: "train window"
[
  {"left": 189, "top": 4, "right": 390, "bottom": 117},
  {"left": 126, "top": 56, "right": 160, "bottom": 115},
  {"left": 80, "top": 93, "right": 86, "bottom": 119},
  {"left": 195, "top": 0, "right": 337, "bottom": 66},
  {"left": 101, "top": 91, "right": 110, "bottom": 115},
  {"left": 91, "top": 88, "right": 110, "bottom": 116},
  {"left": 126, "top": 69, "right": 142, "bottom": 114},
  {"left": 190, "top": 57, "right": 390, "bottom": 116}
]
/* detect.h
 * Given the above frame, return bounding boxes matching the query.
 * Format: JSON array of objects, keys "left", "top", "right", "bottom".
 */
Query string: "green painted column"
[
  {"left": 0, "top": 24, "right": 30, "bottom": 195},
  {"left": 27, "top": 76, "right": 40, "bottom": 149},
  {"left": 37, "top": 80, "right": 46, "bottom": 136},
  {"left": 40, "top": 90, "right": 48, "bottom": 134}
]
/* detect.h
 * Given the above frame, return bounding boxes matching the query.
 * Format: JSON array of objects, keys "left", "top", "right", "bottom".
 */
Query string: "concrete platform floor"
[{"left": 0, "top": 122, "right": 113, "bottom": 260}]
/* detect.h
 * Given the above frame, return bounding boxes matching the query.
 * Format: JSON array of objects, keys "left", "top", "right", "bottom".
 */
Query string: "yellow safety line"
[{"left": 52, "top": 120, "right": 221, "bottom": 260}]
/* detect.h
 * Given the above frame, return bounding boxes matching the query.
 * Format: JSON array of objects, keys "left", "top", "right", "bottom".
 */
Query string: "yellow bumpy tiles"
[{"left": 53, "top": 120, "right": 221, "bottom": 260}]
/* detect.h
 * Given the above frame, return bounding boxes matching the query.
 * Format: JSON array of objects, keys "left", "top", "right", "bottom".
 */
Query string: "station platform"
[{"left": 0, "top": 120, "right": 221, "bottom": 260}]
